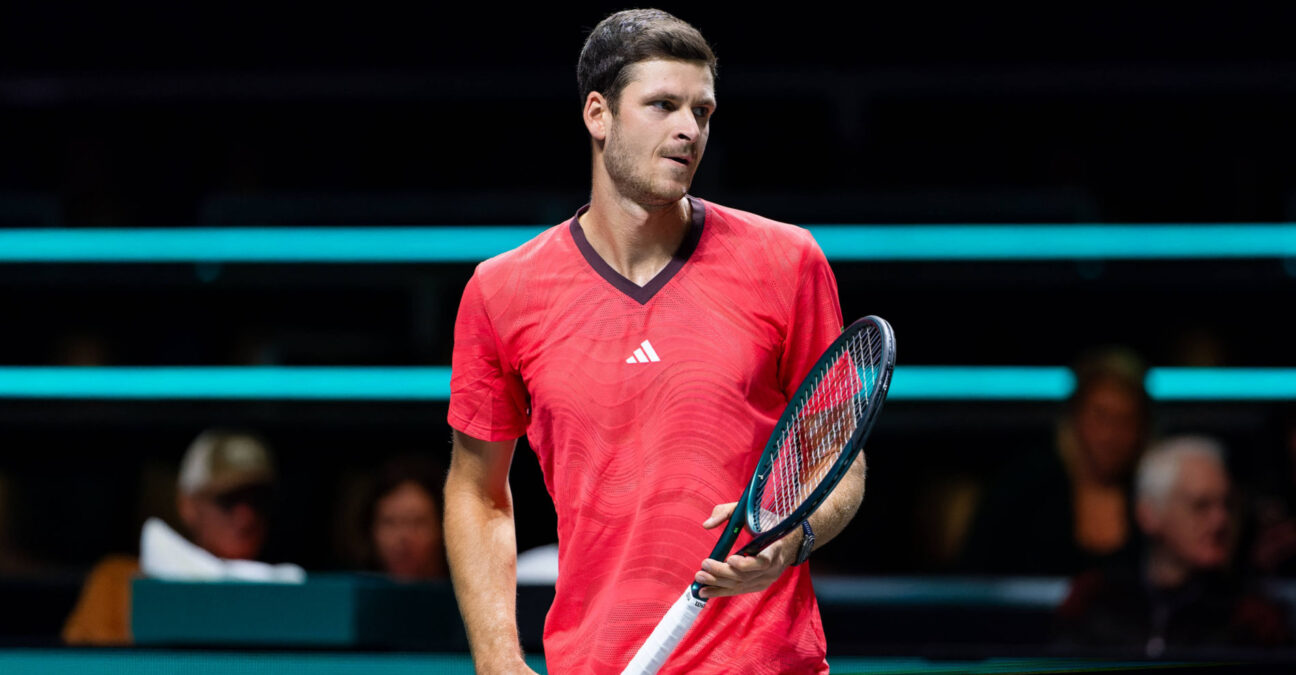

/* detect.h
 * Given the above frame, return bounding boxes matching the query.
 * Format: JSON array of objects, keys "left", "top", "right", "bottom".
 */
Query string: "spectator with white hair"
[{"left": 1057, "top": 435, "right": 1290, "bottom": 653}]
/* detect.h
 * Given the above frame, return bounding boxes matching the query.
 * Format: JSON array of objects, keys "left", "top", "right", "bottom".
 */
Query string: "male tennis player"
[{"left": 445, "top": 9, "right": 866, "bottom": 674}]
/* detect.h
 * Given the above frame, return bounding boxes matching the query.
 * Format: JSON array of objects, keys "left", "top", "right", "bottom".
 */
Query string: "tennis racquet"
[{"left": 621, "top": 315, "right": 896, "bottom": 675}]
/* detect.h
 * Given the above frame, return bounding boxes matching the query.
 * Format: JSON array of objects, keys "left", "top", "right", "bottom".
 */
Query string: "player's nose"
[{"left": 675, "top": 110, "right": 700, "bottom": 141}]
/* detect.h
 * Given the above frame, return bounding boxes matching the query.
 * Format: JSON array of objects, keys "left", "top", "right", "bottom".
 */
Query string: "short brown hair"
[{"left": 577, "top": 9, "right": 717, "bottom": 112}]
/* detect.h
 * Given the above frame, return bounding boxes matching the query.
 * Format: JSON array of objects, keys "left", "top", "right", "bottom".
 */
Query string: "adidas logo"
[{"left": 625, "top": 340, "right": 661, "bottom": 364}]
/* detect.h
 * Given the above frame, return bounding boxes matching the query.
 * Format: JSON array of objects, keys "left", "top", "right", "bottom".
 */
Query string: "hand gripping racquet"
[{"left": 621, "top": 315, "right": 896, "bottom": 674}]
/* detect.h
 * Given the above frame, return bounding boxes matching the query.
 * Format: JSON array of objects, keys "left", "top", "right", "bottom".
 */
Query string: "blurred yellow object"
[{"left": 62, "top": 555, "right": 139, "bottom": 646}]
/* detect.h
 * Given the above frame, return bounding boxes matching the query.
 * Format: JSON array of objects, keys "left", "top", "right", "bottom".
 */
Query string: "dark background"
[{"left": 1, "top": 3, "right": 1295, "bottom": 638}]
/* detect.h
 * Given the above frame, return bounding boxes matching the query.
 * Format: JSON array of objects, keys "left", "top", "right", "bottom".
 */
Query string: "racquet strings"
[{"left": 754, "top": 323, "right": 882, "bottom": 533}]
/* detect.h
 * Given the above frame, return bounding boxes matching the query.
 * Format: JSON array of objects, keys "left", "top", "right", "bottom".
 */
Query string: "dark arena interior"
[{"left": 2, "top": 3, "right": 1296, "bottom": 674}]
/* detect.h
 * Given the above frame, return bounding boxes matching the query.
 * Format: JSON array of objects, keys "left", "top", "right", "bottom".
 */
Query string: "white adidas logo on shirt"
[{"left": 625, "top": 340, "right": 661, "bottom": 364}]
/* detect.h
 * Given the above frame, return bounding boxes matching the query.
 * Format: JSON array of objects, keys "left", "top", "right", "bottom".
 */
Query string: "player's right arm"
[{"left": 444, "top": 429, "right": 536, "bottom": 675}]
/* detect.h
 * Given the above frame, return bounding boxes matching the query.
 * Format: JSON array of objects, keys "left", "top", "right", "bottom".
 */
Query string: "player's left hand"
[{"left": 694, "top": 502, "right": 802, "bottom": 598}]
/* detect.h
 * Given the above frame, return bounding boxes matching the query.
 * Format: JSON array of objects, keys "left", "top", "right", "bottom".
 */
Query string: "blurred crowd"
[
  {"left": 53, "top": 429, "right": 448, "bottom": 645},
  {"left": 962, "top": 348, "right": 1296, "bottom": 651},
  {"left": 1, "top": 345, "right": 1294, "bottom": 653}
]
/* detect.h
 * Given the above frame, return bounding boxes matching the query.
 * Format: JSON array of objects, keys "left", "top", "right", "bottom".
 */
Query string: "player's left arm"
[{"left": 693, "top": 452, "right": 865, "bottom": 598}]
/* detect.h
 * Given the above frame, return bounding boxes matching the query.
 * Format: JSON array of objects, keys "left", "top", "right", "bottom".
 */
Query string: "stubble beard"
[{"left": 604, "top": 121, "right": 689, "bottom": 210}]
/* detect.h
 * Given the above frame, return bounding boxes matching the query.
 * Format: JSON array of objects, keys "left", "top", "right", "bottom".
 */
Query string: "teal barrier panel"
[
  {"left": 0, "top": 651, "right": 1186, "bottom": 675},
  {"left": 131, "top": 576, "right": 466, "bottom": 650}
]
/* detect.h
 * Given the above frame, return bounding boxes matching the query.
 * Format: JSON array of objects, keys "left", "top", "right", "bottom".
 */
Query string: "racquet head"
[{"left": 740, "top": 315, "right": 895, "bottom": 552}]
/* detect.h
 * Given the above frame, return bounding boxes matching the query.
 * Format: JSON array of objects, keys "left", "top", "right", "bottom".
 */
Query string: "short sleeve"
[
  {"left": 447, "top": 272, "right": 529, "bottom": 441},
  {"left": 778, "top": 237, "right": 844, "bottom": 399}
]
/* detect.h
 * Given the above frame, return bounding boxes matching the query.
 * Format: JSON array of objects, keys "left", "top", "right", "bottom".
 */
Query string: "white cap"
[{"left": 177, "top": 429, "right": 275, "bottom": 496}]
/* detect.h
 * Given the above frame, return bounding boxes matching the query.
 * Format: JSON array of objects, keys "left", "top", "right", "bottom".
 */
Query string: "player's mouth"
[{"left": 661, "top": 146, "right": 694, "bottom": 166}]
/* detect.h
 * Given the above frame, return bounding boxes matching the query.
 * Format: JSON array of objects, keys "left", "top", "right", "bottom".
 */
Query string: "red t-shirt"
[{"left": 449, "top": 197, "right": 842, "bottom": 674}]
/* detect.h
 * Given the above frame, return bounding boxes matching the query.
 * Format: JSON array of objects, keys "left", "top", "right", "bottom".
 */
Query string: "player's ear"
[{"left": 583, "top": 91, "right": 610, "bottom": 142}]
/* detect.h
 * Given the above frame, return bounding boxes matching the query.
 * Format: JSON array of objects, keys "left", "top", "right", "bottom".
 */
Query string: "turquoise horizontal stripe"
[
  {"left": 890, "top": 366, "right": 1076, "bottom": 400},
  {"left": 0, "top": 366, "right": 1287, "bottom": 401},
  {"left": 0, "top": 367, "right": 452, "bottom": 400},
  {"left": 0, "top": 224, "right": 1293, "bottom": 262},
  {"left": 828, "top": 658, "right": 1183, "bottom": 675},
  {"left": 0, "top": 650, "right": 549, "bottom": 675},
  {"left": 0, "top": 227, "right": 548, "bottom": 263},
  {"left": 1147, "top": 368, "right": 1296, "bottom": 400},
  {"left": 807, "top": 224, "right": 1296, "bottom": 260},
  {"left": 0, "top": 650, "right": 1179, "bottom": 675},
  {"left": 0, "top": 650, "right": 1171, "bottom": 675}
]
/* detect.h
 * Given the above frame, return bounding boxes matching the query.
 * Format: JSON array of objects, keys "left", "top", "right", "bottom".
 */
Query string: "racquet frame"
[{"left": 621, "top": 316, "right": 895, "bottom": 675}]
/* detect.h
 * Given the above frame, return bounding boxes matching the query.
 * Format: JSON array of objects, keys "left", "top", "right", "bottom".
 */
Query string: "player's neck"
[{"left": 580, "top": 185, "right": 691, "bottom": 287}]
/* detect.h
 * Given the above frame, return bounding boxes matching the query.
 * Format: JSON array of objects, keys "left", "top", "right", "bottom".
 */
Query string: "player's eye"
[
  {"left": 651, "top": 100, "right": 675, "bottom": 111},
  {"left": 693, "top": 107, "right": 711, "bottom": 119}
]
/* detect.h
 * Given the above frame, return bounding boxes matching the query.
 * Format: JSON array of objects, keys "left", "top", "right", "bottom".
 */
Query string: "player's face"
[
  {"left": 604, "top": 58, "right": 715, "bottom": 207},
  {"left": 1153, "top": 456, "right": 1235, "bottom": 571}
]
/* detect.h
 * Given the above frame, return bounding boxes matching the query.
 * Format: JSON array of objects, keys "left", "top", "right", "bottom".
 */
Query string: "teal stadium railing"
[{"left": 0, "top": 223, "right": 1291, "bottom": 401}]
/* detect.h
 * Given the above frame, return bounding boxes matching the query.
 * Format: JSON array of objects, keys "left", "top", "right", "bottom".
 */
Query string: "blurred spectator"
[
  {"left": 1057, "top": 436, "right": 1290, "bottom": 653},
  {"left": 1248, "top": 408, "right": 1296, "bottom": 576},
  {"left": 352, "top": 455, "right": 446, "bottom": 581},
  {"left": 62, "top": 429, "right": 276, "bottom": 645},
  {"left": 962, "top": 347, "right": 1149, "bottom": 574}
]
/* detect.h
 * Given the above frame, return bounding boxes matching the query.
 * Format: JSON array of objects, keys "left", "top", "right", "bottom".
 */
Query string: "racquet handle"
[{"left": 620, "top": 589, "right": 707, "bottom": 675}]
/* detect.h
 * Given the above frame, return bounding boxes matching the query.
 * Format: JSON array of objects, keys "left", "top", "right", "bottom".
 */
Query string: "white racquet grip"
[{"left": 620, "top": 589, "right": 707, "bottom": 675}]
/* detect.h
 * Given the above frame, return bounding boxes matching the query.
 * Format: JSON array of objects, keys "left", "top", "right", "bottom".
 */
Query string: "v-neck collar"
[{"left": 568, "top": 196, "right": 706, "bottom": 305}]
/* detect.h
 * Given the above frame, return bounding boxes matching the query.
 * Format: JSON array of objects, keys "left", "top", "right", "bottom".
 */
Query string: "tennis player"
[{"left": 445, "top": 9, "right": 867, "bottom": 674}]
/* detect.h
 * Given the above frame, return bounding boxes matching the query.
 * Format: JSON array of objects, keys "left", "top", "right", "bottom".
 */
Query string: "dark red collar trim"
[{"left": 568, "top": 196, "right": 706, "bottom": 305}]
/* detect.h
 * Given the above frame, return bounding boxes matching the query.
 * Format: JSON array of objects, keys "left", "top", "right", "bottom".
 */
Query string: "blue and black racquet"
[{"left": 622, "top": 315, "right": 896, "bottom": 674}]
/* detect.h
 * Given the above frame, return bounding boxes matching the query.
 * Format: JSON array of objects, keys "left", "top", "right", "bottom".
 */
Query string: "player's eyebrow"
[{"left": 641, "top": 89, "right": 716, "bottom": 109}]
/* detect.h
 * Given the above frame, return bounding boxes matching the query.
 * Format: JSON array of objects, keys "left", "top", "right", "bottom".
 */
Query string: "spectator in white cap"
[
  {"left": 63, "top": 429, "right": 276, "bottom": 645},
  {"left": 176, "top": 429, "right": 276, "bottom": 561}
]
